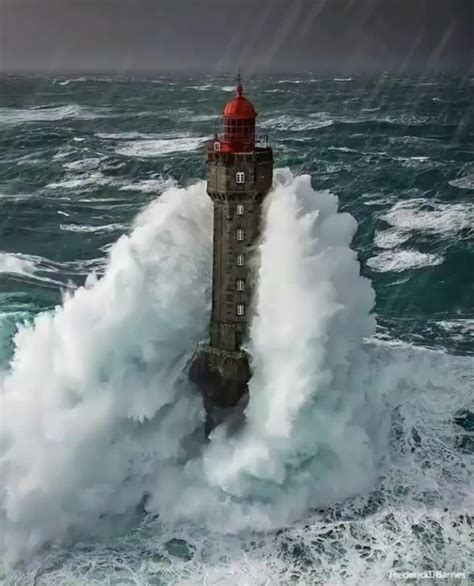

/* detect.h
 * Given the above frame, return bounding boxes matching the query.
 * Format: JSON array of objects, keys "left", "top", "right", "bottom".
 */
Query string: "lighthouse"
[{"left": 190, "top": 77, "right": 274, "bottom": 432}]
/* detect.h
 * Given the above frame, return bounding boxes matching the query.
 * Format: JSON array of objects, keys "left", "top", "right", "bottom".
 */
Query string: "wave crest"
[{"left": 2, "top": 171, "right": 470, "bottom": 572}]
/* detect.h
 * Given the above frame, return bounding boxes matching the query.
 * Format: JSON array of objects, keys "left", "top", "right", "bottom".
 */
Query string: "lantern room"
[{"left": 212, "top": 77, "right": 258, "bottom": 153}]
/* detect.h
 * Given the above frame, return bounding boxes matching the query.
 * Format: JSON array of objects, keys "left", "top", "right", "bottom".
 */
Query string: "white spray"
[
  {"left": 1, "top": 170, "right": 385, "bottom": 561},
  {"left": 0, "top": 183, "right": 213, "bottom": 560},
  {"left": 202, "top": 171, "right": 377, "bottom": 508}
]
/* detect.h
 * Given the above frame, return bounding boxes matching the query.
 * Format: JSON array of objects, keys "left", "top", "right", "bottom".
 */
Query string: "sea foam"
[
  {"left": 367, "top": 250, "right": 445, "bottom": 272},
  {"left": 0, "top": 105, "right": 110, "bottom": 125},
  {"left": 115, "top": 137, "right": 206, "bottom": 158},
  {"left": 0, "top": 253, "right": 36, "bottom": 277},
  {"left": 0, "top": 171, "right": 423, "bottom": 563},
  {"left": 0, "top": 182, "right": 213, "bottom": 560}
]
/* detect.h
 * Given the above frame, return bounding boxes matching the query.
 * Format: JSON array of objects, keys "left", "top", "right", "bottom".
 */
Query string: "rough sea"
[{"left": 0, "top": 74, "right": 473, "bottom": 585}]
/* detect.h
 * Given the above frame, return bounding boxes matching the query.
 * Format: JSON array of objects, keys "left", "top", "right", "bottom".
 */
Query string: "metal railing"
[{"left": 206, "top": 133, "right": 270, "bottom": 150}]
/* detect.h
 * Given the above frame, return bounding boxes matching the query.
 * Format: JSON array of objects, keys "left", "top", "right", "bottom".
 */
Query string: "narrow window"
[
  {"left": 236, "top": 204, "right": 244, "bottom": 215},
  {"left": 236, "top": 171, "right": 245, "bottom": 184},
  {"left": 236, "top": 279, "right": 245, "bottom": 292},
  {"left": 236, "top": 228, "right": 245, "bottom": 241},
  {"left": 236, "top": 304, "right": 245, "bottom": 317},
  {"left": 236, "top": 254, "right": 245, "bottom": 266},
  {"left": 235, "top": 332, "right": 243, "bottom": 350}
]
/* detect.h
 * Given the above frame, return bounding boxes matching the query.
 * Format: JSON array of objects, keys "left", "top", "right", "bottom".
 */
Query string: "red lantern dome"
[
  {"left": 223, "top": 82, "right": 257, "bottom": 120},
  {"left": 220, "top": 77, "right": 257, "bottom": 152}
]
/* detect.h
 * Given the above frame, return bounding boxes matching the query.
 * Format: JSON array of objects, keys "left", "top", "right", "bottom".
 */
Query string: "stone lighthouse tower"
[{"left": 190, "top": 77, "right": 274, "bottom": 431}]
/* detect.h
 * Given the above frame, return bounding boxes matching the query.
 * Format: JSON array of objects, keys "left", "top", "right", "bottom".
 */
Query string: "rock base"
[{"left": 189, "top": 345, "right": 250, "bottom": 434}]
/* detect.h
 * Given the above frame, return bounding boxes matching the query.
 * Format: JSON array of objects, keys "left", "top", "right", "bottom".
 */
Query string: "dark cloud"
[{"left": 0, "top": 0, "right": 472, "bottom": 73}]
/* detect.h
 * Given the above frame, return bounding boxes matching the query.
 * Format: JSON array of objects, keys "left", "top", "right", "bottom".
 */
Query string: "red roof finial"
[
  {"left": 223, "top": 72, "right": 257, "bottom": 120},
  {"left": 236, "top": 71, "right": 243, "bottom": 97}
]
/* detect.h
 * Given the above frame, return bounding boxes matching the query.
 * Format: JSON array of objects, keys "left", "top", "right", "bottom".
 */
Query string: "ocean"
[{"left": 0, "top": 73, "right": 473, "bottom": 585}]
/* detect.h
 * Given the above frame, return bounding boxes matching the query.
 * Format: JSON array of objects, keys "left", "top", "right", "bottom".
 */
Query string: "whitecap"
[
  {"left": 0, "top": 104, "right": 111, "bottom": 125},
  {"left": 0, "top": 193, "right": 34, "bottom": 202},
  {"left": 0, "top": 253, "right": 68, "bottom": 288},
  {"left": 367, "top": 250, "right": 444, "bottom": 272},
  {"left": 96, "top": 131, "right": 161, "bottom": 140},
  {"left": 188, "top": 83, "right": 214, "bottom": 91},
  {"left": 382, "top": 114, "right": 429, "bottom": 125},
  {"left": 47, "top": 173, "right": 115, "bottom": 191},
  {"left": 0, "top": 253, "right": 36, "bottom": 276},
  {"left": 394, "top": 156, "right": 437, "bottom": 169},
  {"left": 341, "top": 114, "right": 427, "bottom": 126},
  {"left": 435, "top": 319, "right": 474, "bottom": 337},
  {"left": 63, "top": 157, "right": 104, "bottom": 172},
  {"left": 115, "top": 137, "right": 206, "bottom": 158},
  {"left": 277, "top": 79, "right": 303, "bottom": 84},
  {"left": 361, "top": 192, "right": 396, "bottom": 207},
  {"left": 382, "top": 199, "right": 474, "bottom": 237},
  {"left": 389, "top": 135, "right": 442, "bottom": 148},
  {"left": 119, "top": 178, "right": 176, "bottom": 194},
  {"left": 59, "top": 223, "right": 127, "bottom": 234},
  {"left": 11, "top": 153, "right": 45, "bottom": 166},
  {"left": 449, "top": 174, "right": 474, "bottom": 191},
  {"left": 328, "top": 146, "right": 358, "bottom": 154},
  {"left": 260, "top": 114, "right": 334, "bottom": 131},
  {"left": 374, "top": 228, "right": 411, "bottom": 249},
  {"left": 191, "top": 114, "right": 218, "bottom": 122},
  {"left": 54, "top": 77, "right": 112, "bottom": 85}
]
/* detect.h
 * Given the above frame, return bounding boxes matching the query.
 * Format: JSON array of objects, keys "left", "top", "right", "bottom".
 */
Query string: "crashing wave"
[{"left": 1, "top": 172, "right": 471, "bottom": 581}]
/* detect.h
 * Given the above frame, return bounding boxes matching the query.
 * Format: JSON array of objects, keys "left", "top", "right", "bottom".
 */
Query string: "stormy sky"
[{"left": 0, "top": 0, "right": 472, "bottom": 74}]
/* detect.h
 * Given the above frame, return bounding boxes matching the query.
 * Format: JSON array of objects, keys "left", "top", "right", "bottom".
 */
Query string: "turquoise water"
[
  {"left": 0, "top": 74, "right": 473, "bottom": 584},
  {"left": 1, "top": 74, "right": 472, "bottom": 355}
]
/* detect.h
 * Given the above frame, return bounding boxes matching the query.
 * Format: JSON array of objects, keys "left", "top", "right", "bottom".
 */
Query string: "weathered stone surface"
[
  {"left": 190, "top": 86, "right": 273, "bottom": 433},
  {"left": 189, "top": 345, "right": 250, "bottom": 433},
  {"left": 207, "top": 148, "right": 273, "bottom": 353},
  {"left": 189, "top": 345, "right": 249, "bottom": 407}
]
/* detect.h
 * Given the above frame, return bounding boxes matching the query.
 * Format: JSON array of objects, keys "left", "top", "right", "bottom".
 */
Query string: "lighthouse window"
[
  {"left": 236, "top": 204, "right": 244, "bottom": 215},
  {"left": 236, "top": 172, "right": 245, "bottom": 184},
  {"left": 236, "top": 228, "right": 245, "bottom": 241},
  {"left": 236, "top": 279, "right": 245, "bottom": 292},
  {"left": 236, "top": 304, "right": 245, "bottom": 317},
  {"left": 236, "top": 254, "right": 245, "bottom": 266}
]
